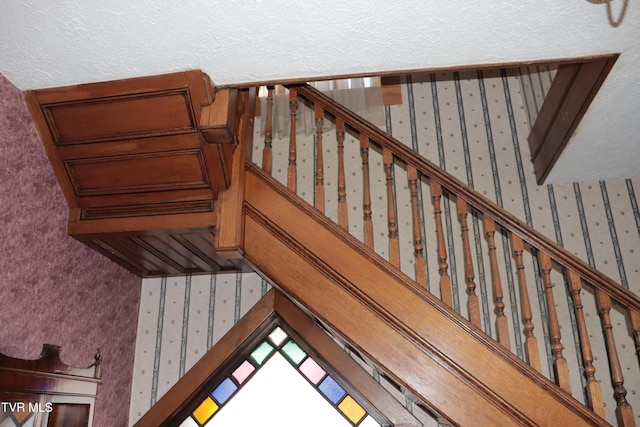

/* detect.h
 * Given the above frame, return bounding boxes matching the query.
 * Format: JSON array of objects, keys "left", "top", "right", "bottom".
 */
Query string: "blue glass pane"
[
  {"left": 318, "top": 375, "right": 346, "bottom": 404},
  {"left": 212, "top": 377, "right": 238, "bottom": 405}
]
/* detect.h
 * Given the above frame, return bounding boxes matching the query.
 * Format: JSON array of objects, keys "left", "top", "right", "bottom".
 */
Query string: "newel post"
[{"left": 213, "top": 87, "right": 258, "bottom": 263}]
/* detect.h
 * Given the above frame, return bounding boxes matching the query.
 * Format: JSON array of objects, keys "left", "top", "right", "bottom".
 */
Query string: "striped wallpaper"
[{"left": 129, "top": 70, "right": 639, "bottom": 426}]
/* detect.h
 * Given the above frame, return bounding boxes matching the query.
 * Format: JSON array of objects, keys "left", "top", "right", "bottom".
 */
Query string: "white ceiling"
[{"left": 1, "top": 0, "right": 638, "bottom": 183}]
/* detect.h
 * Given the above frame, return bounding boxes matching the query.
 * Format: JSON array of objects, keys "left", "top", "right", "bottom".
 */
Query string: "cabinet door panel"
[{"left": 47, "top": 404, "right": 90, "bottom": 427}]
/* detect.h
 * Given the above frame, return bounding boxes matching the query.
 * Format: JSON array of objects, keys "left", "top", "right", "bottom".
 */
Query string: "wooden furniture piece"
[
  {"left": 0, "top": 345, "right": 101, "bottom": 427},
  {"left": 24, "top": 71, "right": 248, "bottom": 276}
]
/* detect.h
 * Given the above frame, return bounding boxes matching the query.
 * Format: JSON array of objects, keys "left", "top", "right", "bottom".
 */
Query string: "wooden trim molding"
[
  {"left": 528, "top": 54, "right": 618, "bottom": 184},
  {"left": 242, "top": 162, "right": 610, "bottom": 426}
]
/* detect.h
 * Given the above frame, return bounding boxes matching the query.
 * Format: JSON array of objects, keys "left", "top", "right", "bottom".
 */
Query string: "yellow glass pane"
[
  {"left": 337, "top": 395, "right": 366, "bottom": 424},
  {"left": 192, "top": 396, "right": 219, "bottom": 425}
]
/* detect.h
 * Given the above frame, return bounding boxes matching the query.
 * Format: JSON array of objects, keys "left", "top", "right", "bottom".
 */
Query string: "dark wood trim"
[
  {"left": 243, "top": 163, "right": 609, "bottom": 427},
  {"left": 214, "top": 87, "right": 257, "bottom": 262},
  {"left": 24, "top": 71, "right": 247, "bottom": 276},
  {"left": 219, "top": 54, "right": 619, "bottom": 90},
  {"left": 272, "top": 291, "right": 419, "bottom": 427},
  {"left": 0, "top": 344, "right": 101, "bottom": 380},
  {"left": 528, "top": 54, "right": 618, "bottom": 184}
]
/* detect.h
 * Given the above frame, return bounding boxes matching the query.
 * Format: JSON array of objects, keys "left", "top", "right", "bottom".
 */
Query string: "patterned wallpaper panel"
[
  {"left": 518, "top": 65, "right": 557, "bottom": 130},
  {"left": 129, "top": 274, "right": 269, "bottom": 424},
  {"left": 131, "top": 70, "right": 639, "bottom": 426},
  {"left": 0, "top": 75, "right": 142, "bottom": 427}
]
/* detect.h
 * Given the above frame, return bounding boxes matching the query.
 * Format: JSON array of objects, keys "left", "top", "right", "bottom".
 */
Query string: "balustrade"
[
  {"left": 254, "top": 83, "right": 640, "bottom": 426},
  {"left": 314, "top": 104, "right": 325, "bottom": 213},
  {"left": 287, "top": 88, "right": 298, "bottom": 192},
  {"left": 360, "top": 135, "right": 374, "bottom": 250},
  {"left": 511, "top": 234, "right": 541, "bottom": 372},
  {"left": 457, "top": 197, "right": 482, "bottom": 328}
]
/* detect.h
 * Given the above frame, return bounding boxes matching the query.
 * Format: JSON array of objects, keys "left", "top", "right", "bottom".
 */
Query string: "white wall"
[{"left": 1, "top": 1, "right": 639, "bottom": 182}]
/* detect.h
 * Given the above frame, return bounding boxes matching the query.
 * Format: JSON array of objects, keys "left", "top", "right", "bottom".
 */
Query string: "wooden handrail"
[{"left": 291, "top": 83, "right": 640, "bottom": 315}]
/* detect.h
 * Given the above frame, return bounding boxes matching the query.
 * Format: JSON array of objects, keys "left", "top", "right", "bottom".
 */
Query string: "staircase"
[
  {"left": 217, "top": 83, "right": 640, "bottom": 426},
  {"left": 25, "top": 71, "right": 639, "bottom": 426}
]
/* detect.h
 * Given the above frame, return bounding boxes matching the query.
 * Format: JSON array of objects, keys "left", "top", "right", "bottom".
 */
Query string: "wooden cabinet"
[
  {"left": 25, "top": 71, "right": 247, "bottom": 276},
  {"left": 0, "top": 345, "right": 100, "bottom": 427}
]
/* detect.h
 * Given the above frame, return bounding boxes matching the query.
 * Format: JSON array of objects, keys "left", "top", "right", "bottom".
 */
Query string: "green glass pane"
[
  {"left": 249, "top": 341, "right": 274, "bottom": 365},
  {"left": 281, "top": 340, "right": 306, "bottom": 365}
]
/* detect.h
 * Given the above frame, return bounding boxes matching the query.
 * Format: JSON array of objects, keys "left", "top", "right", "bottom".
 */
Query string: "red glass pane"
[
  {"left": 232, "top": 360, "right": 255, "bottom": 385},
  {"left": 299, "top": 357, "right": 326, "bottom": 385}
]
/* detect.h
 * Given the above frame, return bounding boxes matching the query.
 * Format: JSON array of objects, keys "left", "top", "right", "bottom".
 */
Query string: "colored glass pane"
[
  {"left": 268, "top": 326, "right": 288, "bottom": 346},
  {"left": 250, "top": 341, "right": 274, "bottom": 365},
  {"left": 338, "top": 395, "right": 366, "bottom": 424},
  {"left": 231, "top": 360, "right": 255, "bottom": 385},
  {"left": 179, "top": 416, "right": 199, "bottom": 427},
  {"left": 192, "top": 396, "right": 218, "bottom": 425},
  {"left": 203, "top": 352, "right": 351, "bottom": 427},
  {"left": 211, "top": 377, "right": 237, "bottom": 405},
  {"left": 184, "top": 327, "right": 383, "bottom": 427},
  {"left": 359, "top": 415, "right": 383, "bottom": 427},
  {"left": 281, "top": 340, "right": 306, "bottom": 365},
  {"left": 318, "top": 375, "right": 346, "bottom": 404},
  {"left": 299, "top": 356, "right": 326, "bottom": 384}
]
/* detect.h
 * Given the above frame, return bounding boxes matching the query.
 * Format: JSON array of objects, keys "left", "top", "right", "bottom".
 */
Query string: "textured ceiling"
[{"left": 1, "top": 0, "right": 638, "bottom": 183}]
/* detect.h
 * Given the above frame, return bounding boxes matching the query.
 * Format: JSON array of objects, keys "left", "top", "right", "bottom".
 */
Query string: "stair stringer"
[{"left": 242, "top": 162, "right": 609, "bottom": 427}]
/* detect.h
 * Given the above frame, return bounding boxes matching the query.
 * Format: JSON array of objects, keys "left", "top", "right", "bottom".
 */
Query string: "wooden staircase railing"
[
  {"left": 254, "top": 83, "right": 640, "bottom": 426},
  {"left": 243, "top": 161, "right": 605, "bottom": 426}
]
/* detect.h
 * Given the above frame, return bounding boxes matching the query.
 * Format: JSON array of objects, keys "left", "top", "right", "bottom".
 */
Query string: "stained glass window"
[{"left": 180, "top": 326, "right": 382, "bottom": 427}]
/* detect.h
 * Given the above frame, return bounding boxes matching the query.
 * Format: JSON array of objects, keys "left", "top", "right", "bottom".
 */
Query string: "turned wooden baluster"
[
  {"left": 336, "top": 119, "right": 349, "bottom": 231},
  {"left": 511, "top": 234, "right": 541, "bottom": 372},
  {"left": 484, "top": 216, "right": 510, "bottom": 350},
  {"left": 596, "top": 290, "right": 636, "bottom": 427},
  {"left": 431, "top": 180, "right": 452, "bottom": 307},
  {"left": 261, "top": 85, "right": 274, "bottom": 175},
  {"left": 360, "top": 135, "right": 374, "bottom": 250},
  {"left": 314, "top": 104, "right": 325, "bottom": 213},
  {"left": 457, "top": 197, "right": 481, "bottom": 327},
  {"left": 632, "top": 309, "right": 640, "bottom": 362},
  {"left": 538, "top": 251, "right": 571, "bottom": 394},
  {"left": 287, "top": 88, "right": 298, "bottom": 192},
  {"left": 567, "top": 270, "right": 605, "bottom": 417},
  {"left": 383, "top": 148, "right": 400, "bottom": 268},
  {"left": 408, "top": 165, "right": 427, "bottom": 287}
]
